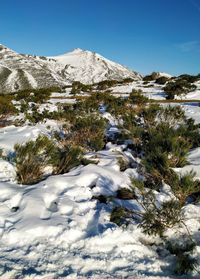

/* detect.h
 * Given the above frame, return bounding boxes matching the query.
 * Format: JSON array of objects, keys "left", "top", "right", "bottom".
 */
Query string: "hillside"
[{"left": 0, "top": 44, "right": 141, "bottom": 93}]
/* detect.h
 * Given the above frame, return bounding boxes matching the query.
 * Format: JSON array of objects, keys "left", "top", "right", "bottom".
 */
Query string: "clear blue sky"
[{"left": 0, "top": 0, "right": 200, "bottom": 75}]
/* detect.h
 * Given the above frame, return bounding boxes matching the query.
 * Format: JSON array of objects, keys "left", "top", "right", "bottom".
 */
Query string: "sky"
[{"left": 0, "top": 0, "right": 200, "bottom": 75}]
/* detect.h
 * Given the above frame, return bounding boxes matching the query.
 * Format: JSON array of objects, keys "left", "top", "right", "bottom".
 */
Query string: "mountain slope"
[
  {"left": 0, "top": 44, "right": 141, "bottom": 93},
  {"left": 49, "top": 48, "right": 141, "bottom": 84}
]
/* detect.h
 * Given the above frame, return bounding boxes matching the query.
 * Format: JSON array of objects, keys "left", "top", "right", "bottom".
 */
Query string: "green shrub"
[
  {"left": 110, "top": 206, "right": 132, "bottom": 226},
  {"left": 143, "top": 72, "right": 160, "bottom": 82},
  {"left": 116, "top": 188, "right": 136, "bottom": 200},
  {"left": 69, "top": 115, "right": 107, "bottom": 151},
  {"left": 164, "top": 79, "right": 196, "bottom": 99},
  {"left": 14, "top": 135, "right": 57, "bottom": 184},
  {"left": 139, "top": 193, "right": 183, "bottom": 237},
  {"left": 155, "top": 76, "right": 170, "bottom": 85},
  {"left": 70, "top": 81, "right": 92, "bottom": 95},
  {"left": 53, "top": 145, "right": 83, "bottom": 175},
  {"left": 14, "top": 86, "right": 60, "bottom": 103},
  {"left": 96, "top": 80, "right": 118, "bottom": 90},
  {"left": 171, "top": 171, "right": 200, "bottom": 205},
  {"left": 131, "top": 177, "right": 145, "bottom": 193},
  {"left": 129, "top": 89, "right": 148, "bottom": 105},
  {"left": 0, "top": 95, "right": 17, "bottom": 116},
  {"left": 167, "top": 239, "right": 197, "bottom": 275},
  {"left": 117, "top": 156, "right": 129, "bottom": 171}
]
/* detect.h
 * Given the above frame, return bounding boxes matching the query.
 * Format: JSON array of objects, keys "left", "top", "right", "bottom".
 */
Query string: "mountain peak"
[
  {"left": 72, "top": 48, "right": 85, "bottom": 53},
  {"left": 0, "top": 43, "right": 141, "bottom": 93}
]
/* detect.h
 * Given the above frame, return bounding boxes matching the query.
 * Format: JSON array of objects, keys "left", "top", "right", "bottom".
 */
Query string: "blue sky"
[{"left": 0, "top": 0, "right": 200, "bottom": 75}]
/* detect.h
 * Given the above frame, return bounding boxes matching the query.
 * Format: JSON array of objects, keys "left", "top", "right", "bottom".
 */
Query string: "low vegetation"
[
  {"left": 164, "top": 77, "right": 197, "bottom": 99},
  {"left": 2, "top": 79, "right": 200, "bottom": 275}
]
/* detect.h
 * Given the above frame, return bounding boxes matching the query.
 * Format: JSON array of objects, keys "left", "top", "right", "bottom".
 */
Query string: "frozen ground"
[
  {"left": 111, "top": 81, "right": 167, "bottom": 100},
  {"left": 0, "top": 104, "right": 200, "bottom": 278}
]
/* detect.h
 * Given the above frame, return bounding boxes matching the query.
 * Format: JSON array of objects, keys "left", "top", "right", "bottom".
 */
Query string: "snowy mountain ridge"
[{"left": 0, "top": 44, "right": 141, "bottom": 93}]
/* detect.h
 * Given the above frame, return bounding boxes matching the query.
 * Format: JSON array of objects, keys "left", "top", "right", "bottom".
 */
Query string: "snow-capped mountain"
[
  {"left": 0, "top": 44, "right": 141, "bottom": 93},
  {"left": 49, "top": 48, "right": 141, "bottom": 84}
]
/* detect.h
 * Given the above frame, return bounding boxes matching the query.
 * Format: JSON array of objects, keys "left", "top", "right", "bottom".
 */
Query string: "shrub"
[
  {"left": 177, "top": 74, "right": 200, "bottom": 83},
  {"left": 53, "top": 145, "right": 83, "bottom": 175},
  {"left": 14, "top": 135, "right": 57, "bottom": 184},
  {"left": 141, "top": 103, "right": 161, "bottom": 126},
  {"left": 75, "top": 91, "right": 121, "bottom": 114},
  {"left": 116, "top": 188, "right": 136, "bottom": 200},
  {"left": 0, "top": 95, "right": 17, "bottom": 116},
  {"left": 14, "top": 86, "right": 60, "bottom": 103},
  {"left": 129, "top": 89, "right": 148, "bottom": 105},
  {"left": 96, "top": 80, "right": 118, "bottom": 90},
  {"left": 117, "top": 156, "right": 129, "bottom": 171},
  {"left": 171, "top": 171, "right": 200, "bottom": 205},
  {"left": 155, "top": 76, "right": 170, "bottom": 85},
  {"left": 69, "top": 115, "right": 107, "bottom": 151},
  {"left": 167, "top": 239, "right": 197, "bottom": 275},
  {"left": 131, "top": 177, "right": 145, "bottom": 193},
  {"left": 71, "top": 81, "right": 92, "bottom": 95},
  {"left": 110, "top": 206, "right": 132, "bottom": 226},
  {"left": 139, "top": 193, "right": 183, "bottom": 237},
  {"left": 164, "top": 79, "right": 196, "bottom": 99},
  {"left": 143, "top": 72, "right": 160, "bottom": 82}
]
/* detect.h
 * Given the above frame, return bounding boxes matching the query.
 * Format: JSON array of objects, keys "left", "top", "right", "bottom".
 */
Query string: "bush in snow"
[
  {"left": 139, "top": 192, "right": 183, "bottom": 237},
  {"left": 68, "top": 115, "right": 107, "bottom": 151},
  {"left": 0, "top": 95, "right": 17, "bottom": 117},
  {"left": 128, "top": 89, "right": 148, "bottom": 105},
  {"left": 14, "top": 135, "right": 58, "bottom": 184},
  {"left": 117, "top": 156, "right": 130, "bottom": 171},
  {"left": 110, "top": 206, "right": 132, "bottom": 226},
  {"left": 171, "top": 171, "right": 200, "bottom": 205},
  {"left": 155, "top": 76, "right": 170, "bottom": 85},
  {"left": 71, "top": 81, "right": 92, "bottom": 95},
  {"left": 53, "top": 144, "right": 83, "bottom": 175},
  {"left": 164, "top": 78, "right": 196, "bottom": 99},
  {"left": 14, "top": 86, "right": 61, "bottom": 103},
  {"left": 96, "top": 79, "right": 119, "bottom": 90},
  {"left": 167, "top": 239, "right": 197, "bottom": 275},
  {"left": 143, "top": 72, "right": 160, "bottom": 82}
]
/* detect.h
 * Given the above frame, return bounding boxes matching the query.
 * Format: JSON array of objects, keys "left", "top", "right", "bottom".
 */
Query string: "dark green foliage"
[
  {"left": 171, "top": 171, "right": 200, "bottom": 205},
  {"left": 164, "top": 78, "right": 196, "bottom": 99},
  {"left": 14, "top": 135, "right": 86, "bottom": 184},
  {"left": 167, "top": 239, "right": 197, "bottom": 275},
  {"left": 117, "top": 156, "right": 129, "bottom": 171},
  {"left": 140, "top": 106, "right": 200, "bottom": 188},
  {"left": 129, "top": 89, "right": 148, "bottom": 105},
  {"left": 141, "top": 103, "right": 161, "bottom": 126},
  {"left": 75, "top": 90, "right": 129, "bottom": 118},
  {"left": 110, "top": 206, "right": 132, "bottom": 226},
  {"left": 175, "top": 254, "right": 197, "bottom": 275},
  {"left": 14, "top": 135, "right": 58, "bottom": 184},
  {"left": 96, "top": 80, "right": 119, "bottom": 90},
  {"left": 177, "top": 74, "right": 200, "bottom": 83},
  {"left": 116, "top": 188, "right": 136, "bottom": 200},
  {"left": 131, "top": 177, "right": 145, "bottom": 193},
  {"left": 143, "top": 72, "right": 160, "bottom": 82},
  {"left": 0, "top": 95, "right": 17, "bottom": 116},
  {"left": 95, "top": 78, "right": 134, "bottom": 90},
  {"left": 155, "top": 76, "right": 170, "bottom": 85},
  {"left": 14, "top": 86, "right": 61, "bottom": 103},
  {"left": 69, "top": 115, "right": 107, "bottom": 151},
  {"left": 139, "top": 194, "right": 183, "bottom": 237},
  {"left": 71, "top": 81, "right": 92, "bottom": 95},
  {"left": 53, "top": 145, "right": 83, "bottom": 175}
]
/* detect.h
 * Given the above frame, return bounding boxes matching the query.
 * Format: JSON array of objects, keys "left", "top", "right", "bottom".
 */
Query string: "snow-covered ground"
[
  {"left": 0, "top": 101, "right": 200, "bottom": 278},
  {"left": 111, "top": 81, "right": 166, "bottom": 100},
  {"left": 176, "top": 81, "right": 200, "bottom": 100}
]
